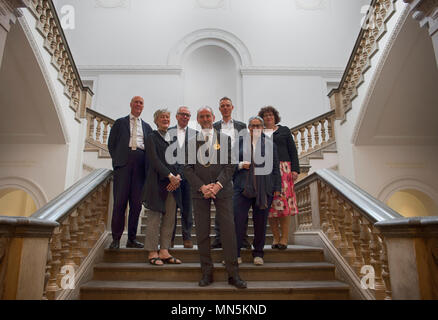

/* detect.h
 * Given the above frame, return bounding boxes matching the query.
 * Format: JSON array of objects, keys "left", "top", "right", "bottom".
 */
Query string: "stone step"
[
  {"left": 135, "top": 234, "right": 275, "bottom": 245},
  {"left": 140, "top": 224, "right": 272, "bottom": 235},
  {"left": 103, "top": 246, "right": 325, "bottom": 263},
  {"left": 92, "top": 262, "right": 336, "bottom": 282},
  {"left": 80, "top": 280, "right": 350, "bottom": 300}
]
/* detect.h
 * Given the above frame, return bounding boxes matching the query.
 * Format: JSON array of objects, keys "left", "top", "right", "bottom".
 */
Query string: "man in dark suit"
[
  {"left": 212, "top": 97, "right": 251, "bottom": 250},
  {"left": 107, "top": 96, "right": 153, "bottom": 249},
  {"left": 184, "top": 107, "right": 247, "bottom": 289},
  {"left": 168, "top": 106, "right": 197, "bottom": 248}
]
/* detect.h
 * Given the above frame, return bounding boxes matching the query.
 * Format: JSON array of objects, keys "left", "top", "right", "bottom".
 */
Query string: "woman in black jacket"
[
  {"left": 258, "top": 106, "right": 300, "bottom": 250},
  {"left": 143, "top": 109, "right": 183, "bottom": 265},
  {"left": 233, "top": 116, "right": 281, "bottom": 265}
]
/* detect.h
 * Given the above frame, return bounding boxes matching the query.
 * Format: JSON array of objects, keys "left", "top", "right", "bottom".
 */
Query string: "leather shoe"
[
  {"left": 183, "top": 240, "right": 193, "bottom": 248},
  {"left": 228, "top": 276, "right": 247, "bottom": 289},
  {"left": 211, "top": 240, "right": 222, "bottom": 249},
  {"left": 109, "top": 239, "right": 120, "bottom": 250},
  {"left": 198, "top": 274, "right": 213, "bottom": 287},
  {"left": 126, "top": 239, "right": 144, "bottom": 248}
]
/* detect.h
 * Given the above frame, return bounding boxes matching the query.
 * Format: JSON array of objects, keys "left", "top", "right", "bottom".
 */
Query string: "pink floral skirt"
[{"left": 269, "top": 161, "right": 299, "bottom": 218}]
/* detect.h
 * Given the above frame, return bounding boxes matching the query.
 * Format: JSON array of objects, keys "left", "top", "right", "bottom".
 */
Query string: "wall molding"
[
  {"left": 168, "top": 28, "right": 252, "bottom": 67},
  {"left": 78, "top": 65, "right": 183, "bottom": 76},
  {"left": 241, "top": 66, "right": 344, "bottom": 78},
  {"left": 377, "top": 175, "right": 438, "bottom": 205},
  {"left": 0, "top": 176, "right": 48, "bottom": 209}
]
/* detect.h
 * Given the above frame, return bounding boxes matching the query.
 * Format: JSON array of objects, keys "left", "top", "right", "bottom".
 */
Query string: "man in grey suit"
[
  {"left": 212, "top": 97, "right": 251, "bottom": 249},
  {"left": 184, "top": 107, "right": 247, "bottom": 289}
]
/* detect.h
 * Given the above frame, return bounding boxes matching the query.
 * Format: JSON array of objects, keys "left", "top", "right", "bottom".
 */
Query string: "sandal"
[
  {"left": 161, "top": 256, "right": 182, "bottom": 264},
  {"left": 148, "top": 257, "right": 163, "bottom": 266}
]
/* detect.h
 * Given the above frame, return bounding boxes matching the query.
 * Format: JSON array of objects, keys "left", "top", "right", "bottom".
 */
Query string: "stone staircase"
[{"left": 79, "top": 208, "right": 350, "bottom": 300}]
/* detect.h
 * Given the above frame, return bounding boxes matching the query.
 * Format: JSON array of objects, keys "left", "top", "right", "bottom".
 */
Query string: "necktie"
[{"left": 132, "top": 117, "right": 138, "bottom": 150}]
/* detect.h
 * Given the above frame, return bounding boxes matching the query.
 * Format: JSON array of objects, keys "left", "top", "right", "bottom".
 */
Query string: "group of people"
[{"left": 107, "top": 96, "right": 300, "bottom": 289}]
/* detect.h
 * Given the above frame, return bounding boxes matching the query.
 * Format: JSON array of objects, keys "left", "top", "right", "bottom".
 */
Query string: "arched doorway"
[
  {"left": 0, "top": 188, "right": 37, "bottom": 217},
  {"left": 386, "top": 189, "right": 438, "bottom": 217},
  {"left": 183, "top": 45, "right": 237, "bottom": 117}
]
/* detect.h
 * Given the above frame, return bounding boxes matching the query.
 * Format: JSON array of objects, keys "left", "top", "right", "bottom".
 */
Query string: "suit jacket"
[
  {"left": 108, "top": 115, "right": 153, "bottom": 173},
  {"left": 183, "top": 130, "right": 237, "bottom": 199},
  {"left": 142, "top": 131, "right": 182, "bottom": 214},
  {"left": 168, "top": 125, "right": 198, "bottom": 179},
  {"left": 233, "top": 134, "right": 281, "bottom": 195}
]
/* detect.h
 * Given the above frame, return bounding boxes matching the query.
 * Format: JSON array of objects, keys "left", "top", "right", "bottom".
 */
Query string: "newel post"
[
  {"left": 0, "top": 217, "right": 58, "bottom": 300},
  {"left": 375, "top": 217, "right": 438, "bottom": 300}
]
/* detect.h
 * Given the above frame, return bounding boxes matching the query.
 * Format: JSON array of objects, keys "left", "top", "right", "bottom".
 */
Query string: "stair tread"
[
  {"left": 94, "top": 261, "right": 335, "bottom": 270},
  {"left": 105, "top": 245, "right": 323, "bottom": 253},
  {"left": 81, "top": 280, "right": 349, "bottom": 291}
]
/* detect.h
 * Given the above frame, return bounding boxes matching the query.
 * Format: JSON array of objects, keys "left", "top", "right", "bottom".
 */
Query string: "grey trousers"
[
  {"left": 193, "top": 197, "right": 239, "bottom": 278},
  {"left": 144, "top": 193, "right": 177, "bottom": 251}
]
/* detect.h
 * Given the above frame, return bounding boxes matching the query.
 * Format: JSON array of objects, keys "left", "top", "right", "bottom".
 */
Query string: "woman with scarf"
[{"left": 233, "top": 116, "right": 281, "bottom": 265}]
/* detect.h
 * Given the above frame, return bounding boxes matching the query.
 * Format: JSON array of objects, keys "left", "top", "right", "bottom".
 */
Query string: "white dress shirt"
[
  {"left": 129, "top": 114, "right": 144, "bottom": 150},
  {"left": 220, "top": 119, "right": 237, "bottom": 146},
  {"left": 177, "top": 124, "right": 187, "bottom": 148}
]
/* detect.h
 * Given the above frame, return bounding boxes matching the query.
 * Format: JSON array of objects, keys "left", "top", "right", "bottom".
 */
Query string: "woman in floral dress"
[{"left": 259, "top": 106, "right": 299, "bottom": 250}]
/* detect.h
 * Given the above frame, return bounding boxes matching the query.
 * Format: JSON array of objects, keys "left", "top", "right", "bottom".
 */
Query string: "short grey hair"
[
  {"left": 177, "top": 106, "right": 190, "bottom": 114},
  {"left": 153, "top": 108, "right": 170, "bottom": 125},
  {"left": 248, "top": 116, "right": 264, "bottom": 127},
  {"left": 197, "top": 106, "right": 215, "bottom": 117}
]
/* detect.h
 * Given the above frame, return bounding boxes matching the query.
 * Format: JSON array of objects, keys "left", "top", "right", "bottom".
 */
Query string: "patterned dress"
[{"left": 269, "top": 161, "right": 299, "bottom": 218}]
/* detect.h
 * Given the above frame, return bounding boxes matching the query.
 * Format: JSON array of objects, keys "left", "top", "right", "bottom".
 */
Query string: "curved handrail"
[
  {"left": 86, "top": 108, "right": 115, "bottom": 125},
  {"left": 32, "top": 169, "right": 112, "bottom": 223},
  {"left": 296, "top": 168, "right": 402, "bottom": 223}
]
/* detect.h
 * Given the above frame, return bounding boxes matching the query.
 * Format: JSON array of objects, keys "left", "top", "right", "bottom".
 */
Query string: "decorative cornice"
[
  {"left": 78, "top": 65, "right": 183, "bottom": 75},
  {"left": 241, "top": 66, "right": 344, "bottom": 78}
]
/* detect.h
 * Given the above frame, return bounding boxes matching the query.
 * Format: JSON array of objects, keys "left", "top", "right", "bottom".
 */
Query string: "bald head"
[{"left": 130, "top": 96, "right": 144, "bottom": 118}]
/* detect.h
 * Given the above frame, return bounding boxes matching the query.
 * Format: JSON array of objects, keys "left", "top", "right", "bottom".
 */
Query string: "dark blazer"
[
  {"left": 272, "top": 125, "right": 300, "bottom": 173},
  {"left": 168, "top": 125, "right": 198, "bottom": 179},
  {"left": 183, "top": 130, "right": 237, "bottom": 199},
  {"left": 142, "top": 131, "right": 182, "bottom": 214},
  {"left": 213, "top": 119, "right": 247, "bottom": 134},
  {"left": 108, "top": 115, "right": 153, "bottom": 172},
  {"left": 233, "top": 134, "right": 281, "bottom": 195}
]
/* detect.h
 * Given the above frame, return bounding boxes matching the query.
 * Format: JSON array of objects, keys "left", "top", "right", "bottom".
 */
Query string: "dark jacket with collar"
[
  {"left": 213, "top": 119, "right": 247, "bottom": 135},
  {"left": 142, "top": 130, "right": 183, "bottom": 214},
  {"left": 108, "top": 115, "right": 153, "bottom": 173},
  {"left": 183, "top": 130, "right": 237, "bottom": 199},
  {"left": 233, "top": 134, "right": 281, "bottom": 195},
  {"left": 272, "top": 125, "right": 300, "bottom": 173},
  {"left": 167, "top": 125, "right": 198, "bottom": 179}
]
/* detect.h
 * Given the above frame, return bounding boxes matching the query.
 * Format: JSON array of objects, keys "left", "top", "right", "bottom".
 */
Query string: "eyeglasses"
[
  {"left": 250, "top": 124, "right": 263, "bottom": 128},
  {"left": 178, "top": 113, "right": 191, "bottom": 117}
]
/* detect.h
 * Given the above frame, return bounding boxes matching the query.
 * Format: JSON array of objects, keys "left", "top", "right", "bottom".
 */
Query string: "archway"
[
  {"left": 386, "top": 189, "right": 438, "bottom": 217},
  {"left": 183, "top": 45, "right": 237, "bottom": 120},
  {"left": 0, "top": 188, "right": 37, "bottom": 217}
]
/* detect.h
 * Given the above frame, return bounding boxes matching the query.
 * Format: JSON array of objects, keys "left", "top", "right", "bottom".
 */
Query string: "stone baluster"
[
  {"left": 328, "top": 190, "right": 342, "bottom": 247},
  {"left": 313, "top": 122, "right": 321, "bottom": 148},
  {"left": 359, "top": 217, "right": 372, "bottom": 268},
  {"left": 335, "top": 197, "right": 348, "bottom": 256},
  {"left": 379, "top": 235, "right": 392, "bottom": 300},
  {"left": 370, "top": 227, "right": 387, "bottom": 299},
  {"left": 318, "top": 182, "right": 328, "bottom": 233},
  {"left": 351, "top": 209, "right": 364, "bottom": 274},
  {"left": 102, "top": 121, "right": 110, "bottom": 146},
  {"left": 88, "top": 193, "right": 101, "bottom": 246},
  {"left": 76, "top": 203, "right": 88, "bottom": 257},
  {"left": 45, "top": 227, "right": 62, "bottom": 300},
  {"left": 327, "top": 116, "right": 334, "bottom": 141},
  {"left": 95, "top": 118, "right": 103, "bottom": 144},
  {"left": 292, "top": 131, "right": 299, "bottom": 154},
  {"left": 324, "top": 188, "right": 335, "bottom": 240},
  {"left": 319, "top": 118, "right": 327, "bottom": 144},
  {"left": 306, "top": 125, "right": 313, "bottom": 152},
  {"left": 81, "top": 198, "right": 93, "bottom": 253},
  {"left": 342, "top": 203, "right": 358, "bottom": 266},
  {"left": 69, "top": 209, "right": 85, "bottom": 266}
]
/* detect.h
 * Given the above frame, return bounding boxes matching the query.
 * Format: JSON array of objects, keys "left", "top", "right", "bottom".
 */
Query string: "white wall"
[{"left": 52, "top": 0, "right": 370, "bottom": 126}]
